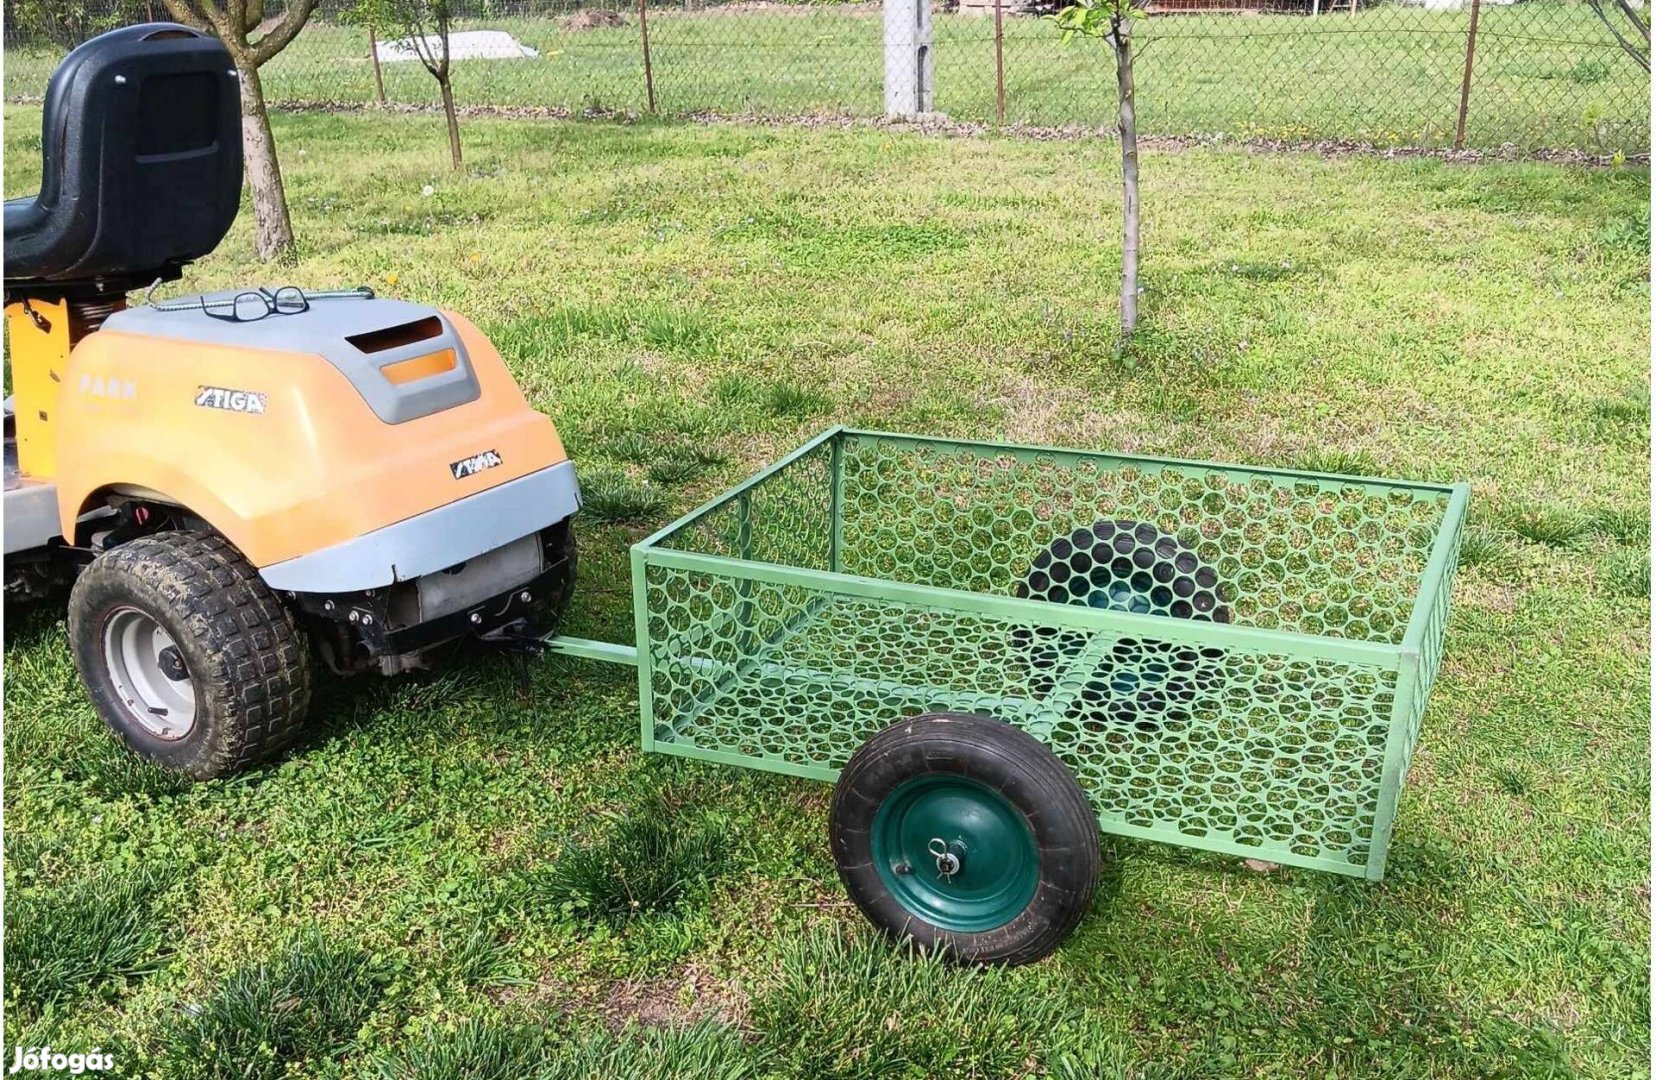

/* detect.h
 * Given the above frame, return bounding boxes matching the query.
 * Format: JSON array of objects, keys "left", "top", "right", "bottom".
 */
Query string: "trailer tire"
[
  {"left": 829, "top": 712, "right": 1100, "bottom": 966},
  {"left": 68, "top": 531, "right": 312, "bottom": 780},
  {"left": 1016, "top": 519, "right": 1228, "bottom": 731}
]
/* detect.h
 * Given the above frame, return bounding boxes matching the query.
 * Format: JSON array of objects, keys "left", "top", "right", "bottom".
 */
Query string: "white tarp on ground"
[
  {"left": 1403, "top": 0, "right": 1515, "bottom": 8},
  {"left": 375, "top": 30, "right": 538, "bottom": 62}
]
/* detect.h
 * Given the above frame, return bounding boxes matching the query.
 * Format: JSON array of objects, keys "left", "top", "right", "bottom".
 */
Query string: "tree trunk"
[
  {"left": 236, "top": 61, "right": 296, "bottom": 262},
  {"left": 369, "top": 27, "right": 388, "bottom": 106},
  {"left": 1113, "top": 20, "right": 1139, "bottom": 340},
  {"left": 439, "top": 77, "right": 462, "bottom": 169}
]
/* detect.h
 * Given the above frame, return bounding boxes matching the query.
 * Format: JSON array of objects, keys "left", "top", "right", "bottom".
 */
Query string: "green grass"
[
  {"left": 1499, "top": 501, "right": 1594, "bottom": 549},
  {"left": 2, "top": 106, "right": 1650, "bottom": 1077},
  {"left": 2, "top": 0, "right": 1649, "bottom": 151},
  {"left": 531, "top": 795, "right": 731, "bottom": 924},
  {"left": 160, "top": 932, "right": 386, "bottom": 1079},
  {"left": 382, "top": 1016, "right": 758, "bottom": 1079},
  {"left": 580, "top": 464, "right": 673, "bottom": 522},
  {"left": 1601, "top": 549, "right": 1651, "bottom": 600},
  {"left": 1590, "top": 505, "right": 1652, "bottom": 546},
  {"left": 751, "top": 927, "right": 1093, "bottom": 1078},
  {"left": 379, "top": 1018, "right": 554, "bottom": 1079},
  {"left": 1455, "top": 525, "right": 1515, "bottom": 577},
  {"left": 4, "top": 871, "right": 173, "bottom": 1017},
  {"left": 1293, "top": 447, "right": 1383, "bottom": 477},
  {"left": 646, "top": 450, "right": 707, "bottom": 486}
]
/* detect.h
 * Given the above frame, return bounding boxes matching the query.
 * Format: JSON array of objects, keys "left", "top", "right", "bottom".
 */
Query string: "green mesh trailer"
[{"left": 547, "top": 427, "right": 1467, "bottom": 964}]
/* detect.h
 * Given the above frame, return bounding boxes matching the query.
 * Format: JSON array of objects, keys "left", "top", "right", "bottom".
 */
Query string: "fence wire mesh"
[{"left": 3, "top": 0, "right": 1648, "bottom": 152}]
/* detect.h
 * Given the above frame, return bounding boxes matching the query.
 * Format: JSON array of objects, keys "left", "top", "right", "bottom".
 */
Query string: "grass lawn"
[
  {"left": 3, "top": 0, "right": 1650, "bottom": 152},
  {"left": 2, "top": 105, "right": 1650, "bottom": 1077}
]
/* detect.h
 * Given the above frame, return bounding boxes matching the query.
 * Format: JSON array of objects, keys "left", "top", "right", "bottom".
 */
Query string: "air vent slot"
[
  {"left": 347, "top": 315, "right": 443, "bottom": 354},
  {"left": 381, "top": 349, "right": 457, "bottom": 385}
]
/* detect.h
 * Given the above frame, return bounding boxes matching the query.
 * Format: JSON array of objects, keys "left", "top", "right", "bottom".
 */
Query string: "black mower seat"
[{"left": 3, "top": 23, "right": 242, "bottom": 293}]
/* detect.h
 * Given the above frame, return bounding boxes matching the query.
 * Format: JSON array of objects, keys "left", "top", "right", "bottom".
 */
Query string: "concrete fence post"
[{"left": 884, "top": 0, "right": 934, "bottom": 118}]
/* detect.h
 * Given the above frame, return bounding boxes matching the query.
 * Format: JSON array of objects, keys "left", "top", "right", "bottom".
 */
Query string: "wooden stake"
[
  {"left": 1454, "top": 0, "right": 1482, "bottom": 149},
  {"left": 994, "top": 0, "right": 1006, "bottom": 124},
  {"left": 639, "top": 0, "right": 657, "bottom": 113}
]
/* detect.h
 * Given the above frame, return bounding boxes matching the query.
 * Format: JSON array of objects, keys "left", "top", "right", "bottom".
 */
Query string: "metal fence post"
[
  {"left": 994, "top": 0, "right": 1006, "bottom": 124},
  {"left": 1454, "top": 0, "right": 1483, "bottom": 149},
  {"left": 639, "top": 0, "right": 658, "bottom": 114},
  {"left": 368, "top": 28, "right": 387, "bottom": 107},
  {"left": 884, "top": 0, "right": 933, "bottom": 118}
]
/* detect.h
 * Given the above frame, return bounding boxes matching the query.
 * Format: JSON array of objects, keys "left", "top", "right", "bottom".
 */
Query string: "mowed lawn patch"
[{"left": 2, "top": 106, "right": 1649, "bottom": 1077}]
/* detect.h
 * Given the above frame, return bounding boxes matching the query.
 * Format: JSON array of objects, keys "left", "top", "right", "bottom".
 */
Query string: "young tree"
[
  {"left": 351, "top": 0, "right": 462, "bottom": 168},
  {"left": 1050, "top": 0, "right": 1148, "bottom": 343},
  {"left": 160, "top": 0, "right": 317, "bottom": 262}
]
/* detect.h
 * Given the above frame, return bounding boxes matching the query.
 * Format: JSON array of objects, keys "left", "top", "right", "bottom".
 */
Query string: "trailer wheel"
[
  {"left": 67, "top": 531, "right": 312, "bottom": 780},
  {"left": 829, "top": 713, "right": 1101, "bottom": 966},
  {"left": 1016, "top": 519, "right": 1228, "bottom": 731}
]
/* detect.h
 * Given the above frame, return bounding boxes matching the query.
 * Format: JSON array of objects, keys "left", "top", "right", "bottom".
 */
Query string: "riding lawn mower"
[{"left": 3, "top": 24, "right": 579, "bottom": 779}]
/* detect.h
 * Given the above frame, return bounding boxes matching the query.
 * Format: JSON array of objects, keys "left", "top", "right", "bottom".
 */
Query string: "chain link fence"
[{"left": 3, "top": 0, "right": 1648, "bottom": 152}]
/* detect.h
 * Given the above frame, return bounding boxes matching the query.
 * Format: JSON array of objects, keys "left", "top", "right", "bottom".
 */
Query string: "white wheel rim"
[{"left": 102, "top": 606, "right": 197, "bottom": 739}]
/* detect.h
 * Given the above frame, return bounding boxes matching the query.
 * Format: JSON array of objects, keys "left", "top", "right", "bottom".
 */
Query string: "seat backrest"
[{"left": 4, "top": 23, "right": 243, "bottom": 293}]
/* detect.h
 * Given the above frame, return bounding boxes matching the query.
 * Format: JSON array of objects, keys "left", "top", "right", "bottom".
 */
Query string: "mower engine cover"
[{"left": 53, "top": 292, "right": 579, "bottom": 647}]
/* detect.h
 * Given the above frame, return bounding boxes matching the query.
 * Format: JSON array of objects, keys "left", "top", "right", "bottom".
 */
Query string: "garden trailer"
[{"left": 541, "top": 427, "right": 1466, "bottom": 963}]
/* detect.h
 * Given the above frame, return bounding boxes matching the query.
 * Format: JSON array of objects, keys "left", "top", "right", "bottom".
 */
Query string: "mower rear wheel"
[{"left": 68, "top": 531, "right": 312, "bottom": 780}]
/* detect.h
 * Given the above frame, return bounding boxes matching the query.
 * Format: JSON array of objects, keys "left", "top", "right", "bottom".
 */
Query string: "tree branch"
[
  {"left": 1586, "top": 0, "right": 1650, "bottom": 72},
  {"left": 224, "top": 0, "right": 248, "bottom": 43},
  {"left": 251, "top": 0, "right": 318, "bottom": 65},
  {"left": 407, "top": 14, "right": 441, "bottom": 78},
  {"left": 158, "top": 0, "right": 213, "bottom": 33},
  {"left": 1614, "top": 0, "right": 1650, "bottom": 44}
]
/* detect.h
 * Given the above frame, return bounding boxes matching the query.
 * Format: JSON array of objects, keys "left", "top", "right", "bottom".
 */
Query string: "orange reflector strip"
[{"left": 380, "top": 349, "right": 456, "bottom": 385}]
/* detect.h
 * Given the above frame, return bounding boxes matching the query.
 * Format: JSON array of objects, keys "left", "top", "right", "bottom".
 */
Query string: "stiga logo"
[
  {"left": 195, "top": 386, "right": 266, "bottom": 414},
  {"left": 8, "top": 1046, "right": 114, "bottom": 1073},
  {"left": 451, "top": 449, "right": 503, "bottom": 480}
]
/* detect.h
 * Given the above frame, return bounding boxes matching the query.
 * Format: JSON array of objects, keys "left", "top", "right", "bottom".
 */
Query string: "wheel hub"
[
  {"left": 102, "top": 607, "right": 197, "bottom": 740},
  {"left": 872, "top": 775, "right": 1039, "bottom": 933},
  {"left": 156, "top": 644, "right": 188, "bottom": 682},
  {"left": 1087, "top": 578, "right": 1156, "bottom": 615}
]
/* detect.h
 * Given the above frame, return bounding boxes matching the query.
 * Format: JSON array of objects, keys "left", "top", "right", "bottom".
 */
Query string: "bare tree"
[
  {"left": 160, "top": 0, "right": 315, "bottom": 262},
  {"left": 352, "top": 0, "right": 462, "bottom": 168},
  {"left": 1051, "top": 0, "right": 1148, "bottom": 344},
  {"left": 1585, "top": 0, "right": 1649, "bottom": 73}
]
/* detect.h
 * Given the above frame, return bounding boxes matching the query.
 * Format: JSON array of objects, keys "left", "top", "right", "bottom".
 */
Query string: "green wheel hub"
[{"left": 871, "top": 775, "right": 1040, "bottom": 933}]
